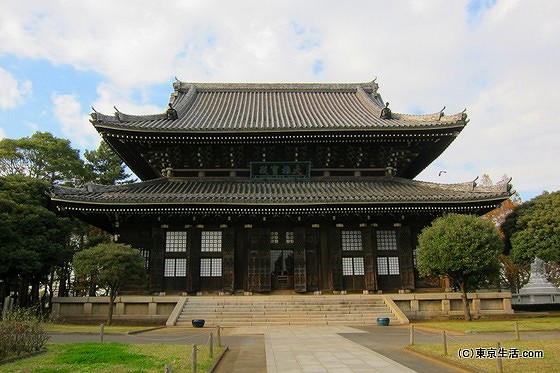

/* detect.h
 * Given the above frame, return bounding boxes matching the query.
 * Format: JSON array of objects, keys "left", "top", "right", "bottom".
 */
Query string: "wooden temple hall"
[{"left": 50, "top": 79, "right": 511, "bottom": 295}]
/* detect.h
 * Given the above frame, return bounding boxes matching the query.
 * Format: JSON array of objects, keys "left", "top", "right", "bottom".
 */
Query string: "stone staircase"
[{"left": 169, "top": 294, "right": 406, "bottom": 327}]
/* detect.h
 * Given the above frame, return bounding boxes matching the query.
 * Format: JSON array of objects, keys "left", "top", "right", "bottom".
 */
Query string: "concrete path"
[{"left": 232, "top": 325, "right": 416, "bottom": 373}]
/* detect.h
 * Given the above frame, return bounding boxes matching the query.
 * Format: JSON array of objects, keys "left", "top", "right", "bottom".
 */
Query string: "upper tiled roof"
[
  {"left": 51, "top": 177, "right": 509, "bottom": 207},
  {"left": 92, "top": 80, "right": 467, "bottom": 133}
]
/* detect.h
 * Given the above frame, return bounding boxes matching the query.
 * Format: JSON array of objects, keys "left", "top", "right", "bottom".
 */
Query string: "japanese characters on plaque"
[{"left": 250, "top": 161, "right": 311, "bottom": 180}]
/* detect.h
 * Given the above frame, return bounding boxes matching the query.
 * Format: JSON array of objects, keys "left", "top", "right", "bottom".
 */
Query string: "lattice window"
[
  {"left": 286, "top": 231, "right": 294, "bottom": 244},
  {"left": 164, "top": 258, "right": 187, "bottom": 277},
  {"left": 376, "top": 230, "right": 397, "bottom": 250},
  {"left": 200, "top": 258, "right": 222, "bottom": 277},
  {"left": 201, "top": 231, "right": 222, "bottom": 252},
  {"left": 388, "top": 257, "right": 400, "bottom": 275},
  {"left": 342, "top": 257, "right": 365, "bottom": 276},
  {"left": 165, "top": 231, "right": 187, "bottom": 252},
  {"left": 271, "top": 231, "right": 279, "bottom": 244},
  {"left": 140, "top": 248, "right": 150, "bottom": 270},
  {"left": 377, "top": 257, "right": 399, "bottom": 275},
  {"left": 342, "top": 230, "right": 363, "bottom": 251}
]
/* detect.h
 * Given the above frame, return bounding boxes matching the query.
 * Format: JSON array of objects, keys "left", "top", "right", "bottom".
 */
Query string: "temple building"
[{"left": 50, "top": 79, "right": 511, "bottom": 295}]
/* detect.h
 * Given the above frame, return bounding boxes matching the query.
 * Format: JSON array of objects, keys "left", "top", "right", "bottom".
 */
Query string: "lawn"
[
  {"left": 410, "top": 339, "right": 558, "bottom": 373},
  {"left": 409, "top": 316, "right": 560, "bottom": 372},
  {"left": 0, "top": 342, "right": 221, "bottom": 373},
  {"left": 44, "top": 323, "right": 153, "bottom": 334},
  {"left": 413, "top": 316, "right": 560, "bottom": 333}
]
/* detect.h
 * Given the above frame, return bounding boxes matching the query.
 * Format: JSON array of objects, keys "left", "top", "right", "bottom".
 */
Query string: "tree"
[
  {"left": 73, "top": 242, "right": 147, "bottom": 324},
  {"left": 84, "top": 141, "right": 133, "bottom": 185},
  {"left": 416, "top": 214, "right": 503, "bottom": 321},
  {"left": 0, "top": 132, "right": 87, "bottom": 185},
  {"left": 0, "top": 175, "right": 74, "bottom": 308},
  {"left": 502, "top": 190, "right": 560, "bottom": 266}
]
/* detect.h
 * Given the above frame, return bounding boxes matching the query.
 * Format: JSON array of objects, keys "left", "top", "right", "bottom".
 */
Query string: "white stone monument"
[{"left": 513, "top": 257, "right": 560, "bottom": 305}]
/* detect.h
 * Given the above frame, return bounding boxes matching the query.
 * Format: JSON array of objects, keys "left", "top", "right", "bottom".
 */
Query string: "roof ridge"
[{"left": 173, "top": 80, "right": 380, "bottom": 93}]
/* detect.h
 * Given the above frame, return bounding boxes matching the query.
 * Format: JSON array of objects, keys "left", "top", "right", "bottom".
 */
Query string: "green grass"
[
  {"left": 0, "top": 342, "right": 222, "bottom": 373},
  {"left": 44, "top": 323, "right": 152, "bottom": 334},
  {"left": 413, "top": 316, "right": 560, "bottom": 333},
  {"left": 411, "top": 339, "right": 558, "bottom": 373}
]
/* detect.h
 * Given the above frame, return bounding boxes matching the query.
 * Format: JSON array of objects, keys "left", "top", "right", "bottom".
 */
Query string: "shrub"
[{"left": 0, "top": 308, "right": 50, "bottom": 360}]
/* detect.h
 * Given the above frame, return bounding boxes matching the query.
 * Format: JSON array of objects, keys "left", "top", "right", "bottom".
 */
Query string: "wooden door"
[{"left": 247, "top": 228, "right": 271, "bottom": 292}]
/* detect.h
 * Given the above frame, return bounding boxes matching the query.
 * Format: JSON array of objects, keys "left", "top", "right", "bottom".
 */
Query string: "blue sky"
[{"left": 1, "top": 0, "right": 559, "bottom": 201}]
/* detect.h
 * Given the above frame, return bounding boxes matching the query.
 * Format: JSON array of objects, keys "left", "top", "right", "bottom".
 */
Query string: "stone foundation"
[{"left": 51, "top": 292, "right": 514, "bottom": 324}]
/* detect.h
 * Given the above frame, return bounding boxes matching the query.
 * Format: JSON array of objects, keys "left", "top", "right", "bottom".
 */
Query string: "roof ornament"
[
  {"left": 166, "top": 103, "right": 179, "bottom": 120},
  {"left": 367, "top": 77, "right": 379, "bottom": 96},
  {"left": 380, "top": 102, "right": 392, "bottom": 119},
  {"left": 385, "top": 167, "right": 396, "bottom": 177},
  {"left": 113, "top": 106, "right": 123, "bottom": 122},
  {"left": 90, "top": 106, "right": 99, "bottom": 120},
  {"left": 173, "top": 77, "right": 182, "bottom": 91},
  {"left": 505, "top": 177, "right": 514, "bottom": 194},
  {"left": 162, "top": 167, "right": 174, "bottom": 178},
  {"left": 471, "top": 176, "right": 479, "bottom": 190},
  {"left": 438, "top": 106, "right": 446, "bottom": 120}
]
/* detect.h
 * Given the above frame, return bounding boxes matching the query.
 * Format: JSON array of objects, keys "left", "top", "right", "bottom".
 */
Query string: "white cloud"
[
  {"left": 0, "top": 127, "right": 5, "bottom": 140},
  {"left": 1, "top": 1, "right": 559, "bottom": 199},
  {"left": 52, "top": 93, "right": 99, "bottom": 149},
  {"left": 0, "top": 67, "right": 31, "bottom": 109}
]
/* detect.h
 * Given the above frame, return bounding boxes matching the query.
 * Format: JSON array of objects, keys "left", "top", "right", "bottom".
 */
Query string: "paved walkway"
[{"left": 232, "top": 325, "right": 416, "bottom": 373}]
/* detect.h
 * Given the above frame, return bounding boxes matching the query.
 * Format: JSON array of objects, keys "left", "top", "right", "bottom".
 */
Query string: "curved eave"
[
  {"left": 50, "top": 194, "right": 509, "bottom": 211},
  {"left": 91, "top": 118, "right": 467, "bottom": 135}
]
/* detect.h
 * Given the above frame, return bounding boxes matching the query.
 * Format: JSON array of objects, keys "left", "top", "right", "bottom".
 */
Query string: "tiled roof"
[
  {"left": 92, "top": 80, "right": 467, "bottom": 133},
  {"left": 51, "top": 177, "right": 509, "bottom": 207}
]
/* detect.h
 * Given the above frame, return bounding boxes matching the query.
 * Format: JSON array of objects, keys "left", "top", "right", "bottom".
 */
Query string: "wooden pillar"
[
  {"left": 293, "top": 228, "right": 307, "bottom": 293},
  {"left": 362, "top": 227, "right": 377, "bottom": 291},
  {"left": 305, "top": 227, "right": 319, "bottom": 292},
  {"left": 329, "top": 227, "right": 343, "bottom": 291},
  {"left": 149, "top": 227, "right": 164, "bottom": 293},
  {"left": 398, "top": 226, "right": 415, "bottom": 291},
  {"left": 187, "top": 227, "right": 200, "bottom": 292},
  {"left": 222, "top": 228, "right": 235, "bottom": 293}
]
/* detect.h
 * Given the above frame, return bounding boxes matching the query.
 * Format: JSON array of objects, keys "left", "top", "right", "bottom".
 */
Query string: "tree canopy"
[
  {"left": 84, "top": 141, "right": 133, "bottom": 185},
  {"left": 502, "top": 190, "right": 560, "bottom": 266},
  {"left": 416, "top": 213, "right": 503, "bottom": 320},
  {"left": 0, "top": 132, "right": 87, "bottom": 184},
  {"left": 73, "top": 242, "right": 147, "bottom": 324},
  {"left": 0, "top": 175, "right": 74, "bottom": 307}
]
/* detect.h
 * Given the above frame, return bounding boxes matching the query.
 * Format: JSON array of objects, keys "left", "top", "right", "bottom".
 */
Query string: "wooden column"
[
  {"left": 329, "top": 228, "right": 343, "bottom": 291},
  {"left": 398, "top": 226, "right": 415, "bottom": 291},
  {"left": 305, "top": 228, "right": 319, "bottom": 292},
  {"left": 293, "top": 228, "right": 307, "bottom": 293},
  {"left": 187, "top": 227, "right": 200, "bottom": 292},
  {"left": 222, "top": 228, "right": 235, "bottom": 293},
  {"left": 149, "top": 227, "right": 164, "bottom": 293},
  {"left": 362, "top": 227, "right": 377, "bottom": 291}
]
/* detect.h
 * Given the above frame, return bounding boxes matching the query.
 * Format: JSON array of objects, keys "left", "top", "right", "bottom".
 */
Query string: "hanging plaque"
[{"left": 250, "top": 161, "right": 311, "bottom": 180}]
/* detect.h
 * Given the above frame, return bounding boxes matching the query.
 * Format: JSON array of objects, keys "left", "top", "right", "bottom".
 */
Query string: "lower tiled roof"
[{"left": 51, "top": 177, "right": 510, "bottom": 207}]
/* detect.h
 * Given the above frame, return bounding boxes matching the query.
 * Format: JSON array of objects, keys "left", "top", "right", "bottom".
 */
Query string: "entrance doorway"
[{"left": 271, "top": 249, "right": 294, "bottom": 290}]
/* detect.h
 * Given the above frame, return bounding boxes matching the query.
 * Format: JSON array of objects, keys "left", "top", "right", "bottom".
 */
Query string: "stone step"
[{"left": 173, "top": 294, "right": 402, "bottom": 326}]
